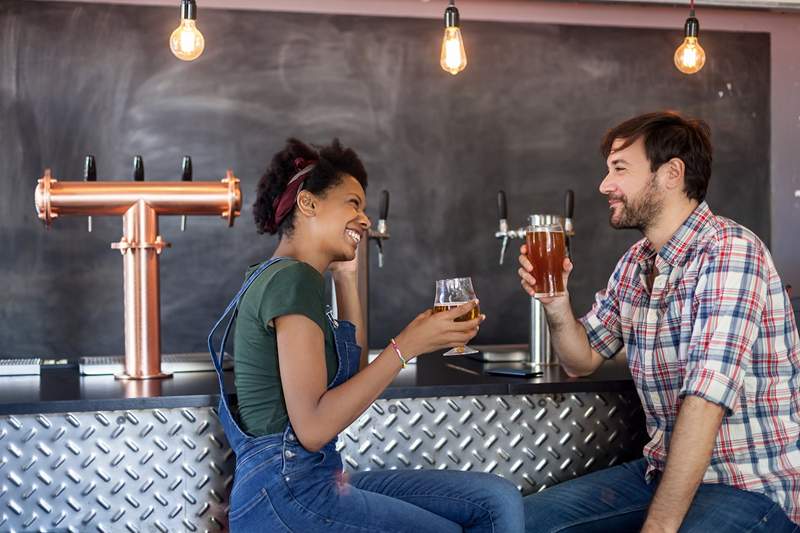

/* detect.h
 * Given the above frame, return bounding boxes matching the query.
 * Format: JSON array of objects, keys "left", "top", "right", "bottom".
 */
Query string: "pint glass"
[{"left": 525, "top": 217, "right": 567, "bottom": 298}]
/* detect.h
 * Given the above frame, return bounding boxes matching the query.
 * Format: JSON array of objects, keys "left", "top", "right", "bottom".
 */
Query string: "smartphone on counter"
[{"left": 485, "top": 366, "right": 543, "bottom": 378}]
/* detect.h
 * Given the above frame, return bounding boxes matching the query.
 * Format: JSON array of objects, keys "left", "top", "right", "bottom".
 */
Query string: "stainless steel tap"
[
  {"left": 493, "top": 189, "right": 576, "bottom": 367},
  {"left": 372, "top": 190, "right": 390, "bottom": 267}
]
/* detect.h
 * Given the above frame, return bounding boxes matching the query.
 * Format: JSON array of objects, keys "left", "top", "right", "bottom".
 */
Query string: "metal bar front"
[{"left": 0, "top": 391, "right": 646, "bottom": 531}]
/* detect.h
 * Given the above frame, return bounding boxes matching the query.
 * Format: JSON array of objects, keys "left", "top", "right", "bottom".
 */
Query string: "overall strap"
[{"left": 208, "top": 257, "right": 288, "bottom": 393}]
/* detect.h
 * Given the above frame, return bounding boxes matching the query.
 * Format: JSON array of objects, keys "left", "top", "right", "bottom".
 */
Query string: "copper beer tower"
[{"left": 34, "top": 157, "right": 241, "bottom": 380}]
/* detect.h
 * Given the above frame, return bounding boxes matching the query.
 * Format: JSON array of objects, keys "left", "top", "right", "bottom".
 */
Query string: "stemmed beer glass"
[{"left": 433, "top": 277, "right": 480, "bottom": 356}]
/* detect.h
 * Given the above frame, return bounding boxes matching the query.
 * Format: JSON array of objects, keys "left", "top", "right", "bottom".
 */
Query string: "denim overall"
[{"left": 208, "top": 257, "right": 362, "bottom": 532}]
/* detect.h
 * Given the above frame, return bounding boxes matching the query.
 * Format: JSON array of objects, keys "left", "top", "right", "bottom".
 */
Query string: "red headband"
[{"left": 266, "top": 158, "right": 317, "bottom": 233}]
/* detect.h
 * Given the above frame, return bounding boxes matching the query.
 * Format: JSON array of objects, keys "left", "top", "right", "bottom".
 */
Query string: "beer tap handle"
[
  {"left": 497, "top": 190, "right": 507, "bottom": 223},
  {"left": 379, "top": 189, "right": 389, "bottom": 222},
  {"left": 377, "top": 189, "right": 389, "bottom": 235},
  {"left": 84, "top": 155, "right": 96, "bottom": 232},
  {"left": 180, "top": 156, "right": 192, "bottom": 232},
  {"left": 564, "top": 189, "right": 574, "bottom": 258},
  {"left": 497, "top": 190, "right": 509, "bottom": 265},
  {"left": 374, "top": 190, "right": 389, "bottom": 267},
  {"left": 133, "top": 155, "right": 144, "bottom": 182},
  {"left": 565, "top": 189, "right": 574, "bottom": 220}
]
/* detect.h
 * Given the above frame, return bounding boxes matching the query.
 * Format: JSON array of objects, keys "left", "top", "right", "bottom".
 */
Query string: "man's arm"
[
  {"left": 543, "top": 298, "right": 606, "bottom": 377},
  {"left": 644, "top": 235, "right": 766, "bottom": 530},
  {"left": 642, "top": 395, "right": 725, "bottom": 532},
  {"left": 518, "top": 246, "right": 622, "bottom": 377}
]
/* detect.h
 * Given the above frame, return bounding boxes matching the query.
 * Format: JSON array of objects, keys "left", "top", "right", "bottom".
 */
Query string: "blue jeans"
[
  {"left": 523, "top": 458, "right": 798, "bottom": 533},
  {"left": 228, "top": 430, "right": 524, "bottom": 532}
]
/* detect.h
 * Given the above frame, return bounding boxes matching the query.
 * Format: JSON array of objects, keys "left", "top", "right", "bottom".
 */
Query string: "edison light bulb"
[
  {"left": 170, "top": 1, "right": 205, "bottom": 61},
  {"left": 674, "top": 36, "right": 705, "bottom": 74},
  {"left": 674, "top": 11, "right": 705, "bottom": 75},
  {"left": 441, "top": 27, "right": 467, "bottom": 75},
  {"left": 440, "top": 1, "right": 467, "bottom": 76}
]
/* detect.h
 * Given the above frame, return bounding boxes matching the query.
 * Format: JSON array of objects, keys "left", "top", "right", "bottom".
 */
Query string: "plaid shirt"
[{"left": 580, "top": 202, "right": 800, "bottom": 524}]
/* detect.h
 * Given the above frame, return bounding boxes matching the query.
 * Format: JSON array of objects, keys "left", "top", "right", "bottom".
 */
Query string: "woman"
[{"left": 209, "top": 138, "right": 524, "bottom": 532}]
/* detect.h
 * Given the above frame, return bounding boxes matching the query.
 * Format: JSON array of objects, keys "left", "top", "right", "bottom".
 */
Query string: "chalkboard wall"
[{"left": 0, "top": 2, "right": 769, "bottom": 355}]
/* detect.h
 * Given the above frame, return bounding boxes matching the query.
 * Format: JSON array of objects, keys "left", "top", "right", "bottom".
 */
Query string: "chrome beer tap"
[
  {"left": 359, "top": 190, "right": 390, "bottom": 332},
  {"left": 494, "top": 189, "right": 576, "bottom": 368},
  {"left": 495, "top": 190, "right": 527, "bottom": 265},
  {"left": 371, "top": 190, "right": 390, "bottom": 267}
]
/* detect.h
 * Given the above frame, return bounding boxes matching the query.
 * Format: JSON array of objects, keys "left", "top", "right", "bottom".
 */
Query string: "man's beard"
[{"left": 608, "top": 174, "right": 664, "bottom": 231}]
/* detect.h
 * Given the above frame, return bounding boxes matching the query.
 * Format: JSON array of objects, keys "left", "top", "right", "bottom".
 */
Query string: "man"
[{"left": 519, "top": 112, "right": 799, "bottom": 532}]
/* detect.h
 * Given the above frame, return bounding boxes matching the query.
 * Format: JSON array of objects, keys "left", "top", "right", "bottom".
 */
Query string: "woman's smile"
[{"left": 345, "top": 228, "right": 362, "bottom": 246}]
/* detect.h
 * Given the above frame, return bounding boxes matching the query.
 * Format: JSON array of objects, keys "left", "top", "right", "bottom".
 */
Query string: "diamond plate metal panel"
[
  {"left": 0, "top": 392, "right": 645, "bottom": 530},
  {"left": 337, "top": 392, "right": 646, "bottom": 495},
  {"left": 0, "top": 408, "right": 234, "bottom": 533}
]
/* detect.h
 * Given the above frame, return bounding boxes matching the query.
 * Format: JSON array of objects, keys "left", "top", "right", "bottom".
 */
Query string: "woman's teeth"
[{"left": 346, "top": 229, "right": 361, "bottom": 244}]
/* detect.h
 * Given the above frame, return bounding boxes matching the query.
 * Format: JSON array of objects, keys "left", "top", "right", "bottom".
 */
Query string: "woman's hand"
[
  {"left": 394, "top": 301, "right": 484, "bottom": 359},
  {"left": 329, "top": 254, "right": 359, "bottom": 275}
]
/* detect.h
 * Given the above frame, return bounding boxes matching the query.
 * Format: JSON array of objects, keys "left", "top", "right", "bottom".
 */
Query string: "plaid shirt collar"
[{"left": 632, "top": 201, "right": 713, "bottom": 270}]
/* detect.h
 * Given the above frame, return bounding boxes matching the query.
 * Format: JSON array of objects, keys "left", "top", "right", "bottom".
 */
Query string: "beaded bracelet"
[{"left": 390, "top": 338, "right": 407, "bottom": 369}]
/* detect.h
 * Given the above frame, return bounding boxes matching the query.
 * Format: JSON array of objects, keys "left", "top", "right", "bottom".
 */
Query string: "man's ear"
[
  {"left": 296, "top": 190, "right": 316, "bottom": 217},
  {"left": 662, "top": 157, "right": 686, "bottom": 191}
]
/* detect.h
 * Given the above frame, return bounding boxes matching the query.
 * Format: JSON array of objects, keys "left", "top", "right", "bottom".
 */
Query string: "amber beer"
[
  {"left": 525, "top": 223, "right": 567, "bottom": 298},
  {"left": 434, "top": 277, "right": 480, "bottom": 355},
  {"left": 433, "top": 302, "right": 481, "bottom": 321}
]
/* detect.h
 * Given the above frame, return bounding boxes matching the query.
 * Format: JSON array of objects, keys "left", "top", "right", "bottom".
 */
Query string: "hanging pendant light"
[
  {"left": 170, "top": 0, "right": 205, "bottom": 61},
  {"left": 674, "top": 0, "right": 706, "bottom": 75},
  {"left": 440, "top": 0, "right": 467, "bottom": 75}
]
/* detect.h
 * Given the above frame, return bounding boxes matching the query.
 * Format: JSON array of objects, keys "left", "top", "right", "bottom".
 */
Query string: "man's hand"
[{"left": 517, "top": 243, "right": 573, "bottom": 306}]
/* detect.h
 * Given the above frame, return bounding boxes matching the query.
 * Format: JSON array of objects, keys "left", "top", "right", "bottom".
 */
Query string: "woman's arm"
[
  {"left": 277, "top": 314, "right": 400, "bottom": 451},
  {"left": 277, "top": 301, "right": 482, "bottom": 452},
  {"left": 332, "top": 270, "right": 368, "bottom": 369}
]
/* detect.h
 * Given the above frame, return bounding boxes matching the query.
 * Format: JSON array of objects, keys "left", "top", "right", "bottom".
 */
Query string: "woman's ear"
[{"left": 296, "top": 190, "right": 316, "bottom": 217}]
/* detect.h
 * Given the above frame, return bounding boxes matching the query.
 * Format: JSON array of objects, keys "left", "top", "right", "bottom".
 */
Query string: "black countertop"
[{"left": 0, "top": 352, "right": 634, "bottom": 415}]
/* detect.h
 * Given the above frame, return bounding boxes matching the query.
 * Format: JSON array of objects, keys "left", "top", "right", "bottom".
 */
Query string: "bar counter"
[
  {"left": 0, "top": 349, "right": 637, "bottom": 414},
  {"left": 0, "top": 351, "right": 646, "bottom": 531}
]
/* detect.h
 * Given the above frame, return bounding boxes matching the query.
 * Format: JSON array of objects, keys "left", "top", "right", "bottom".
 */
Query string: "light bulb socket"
[
  {"left": 180, "top": 0, "right": 197, "bottom": 21},
  {"left": 444, "top": 4, "right": 460, "bottom": 28},
  {"left": 684, "top": 15, "right": 699, "bottom": 38}
]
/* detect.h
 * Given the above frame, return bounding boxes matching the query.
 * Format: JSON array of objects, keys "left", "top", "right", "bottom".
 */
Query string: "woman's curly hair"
[{"left": 253, "top": 138, "right": 368, "bottom": 237}]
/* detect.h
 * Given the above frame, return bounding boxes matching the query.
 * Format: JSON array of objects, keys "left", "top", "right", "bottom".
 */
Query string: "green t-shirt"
[{"left": 233, "top": 259, "right": 338, "bottom": 436}]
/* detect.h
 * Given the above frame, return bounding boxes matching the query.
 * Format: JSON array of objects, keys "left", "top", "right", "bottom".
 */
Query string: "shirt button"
[
  {"left": 653, "top": 275, "right": 667, "bottom": 289},
  {"left": 287, "top": 433, "right": 296, "bottom": 442},
  {"left": 284, "top": 450, "right": 295, "bottom": 459}
]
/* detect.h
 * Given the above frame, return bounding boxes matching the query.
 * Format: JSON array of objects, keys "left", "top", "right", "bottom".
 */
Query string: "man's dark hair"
[
  {"left": 253, "top": 138, "right": 368, "bottom": 237},
  {"left": 601, "top": 111, "right": 713, "bottom": 201}
]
